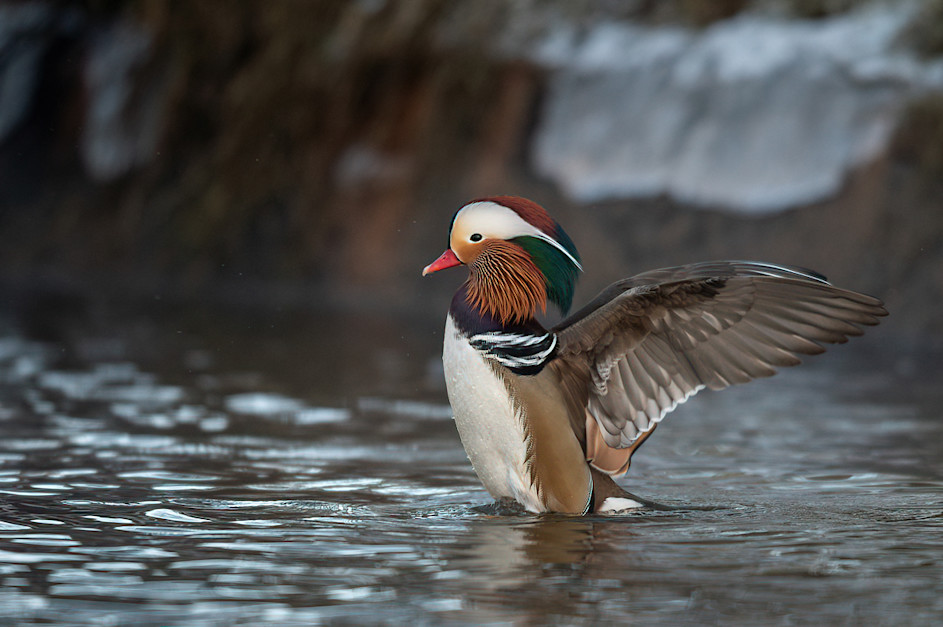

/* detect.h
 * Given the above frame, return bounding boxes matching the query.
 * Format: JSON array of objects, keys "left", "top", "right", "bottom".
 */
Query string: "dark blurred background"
[{"left": 2, "top": 0, "right": 942, "bottom": 346}]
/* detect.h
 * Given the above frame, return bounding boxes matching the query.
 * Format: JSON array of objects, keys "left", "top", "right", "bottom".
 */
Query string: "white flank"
[
  {"left": 442, "top": 316, "right": 545, "bottom": 513},
  {"left": 598, "top": 497, "right": 644, "bottom": 513}
]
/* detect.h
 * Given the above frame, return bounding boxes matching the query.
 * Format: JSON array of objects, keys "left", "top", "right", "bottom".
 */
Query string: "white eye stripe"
[
  {"left": 531, "top": 231, "right": 583, "bottom": 272},
  {"left": 453, "top": 201, "right": 582, "bottom": 271}
]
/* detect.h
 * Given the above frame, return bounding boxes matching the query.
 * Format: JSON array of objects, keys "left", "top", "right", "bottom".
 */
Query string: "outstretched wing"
[{"left": 551, "top": 261, "right": 887, "bottom": 474}]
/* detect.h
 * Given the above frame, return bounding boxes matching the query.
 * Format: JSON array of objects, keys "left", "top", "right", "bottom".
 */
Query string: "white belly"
[{"left": 442, "top": 316, "right": 544, "bottom": 512}]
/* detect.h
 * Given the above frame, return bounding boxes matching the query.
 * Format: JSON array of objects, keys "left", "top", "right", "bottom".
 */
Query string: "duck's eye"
[{"left": 470, "top": 233, "right": 483, "bottom": 242}]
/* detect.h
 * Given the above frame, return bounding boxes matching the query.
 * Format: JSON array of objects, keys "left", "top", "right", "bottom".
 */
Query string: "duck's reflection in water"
[{"left": 453, "top": 511, "right": 639, "bottom": 585}]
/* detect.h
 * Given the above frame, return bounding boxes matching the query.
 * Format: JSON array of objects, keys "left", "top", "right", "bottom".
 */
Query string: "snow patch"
[{"left": 531, "top": 4, "right": 943, "bottom": 213}]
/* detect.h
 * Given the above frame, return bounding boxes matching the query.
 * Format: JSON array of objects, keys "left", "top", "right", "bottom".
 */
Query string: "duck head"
[{"left": 423, "top": 196, "right": 582, "bottom": 325}]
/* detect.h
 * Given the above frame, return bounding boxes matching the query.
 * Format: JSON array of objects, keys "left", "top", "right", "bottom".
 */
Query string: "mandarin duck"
[{"left": 422, "top": 196, "right": 886, "bottom": 515}]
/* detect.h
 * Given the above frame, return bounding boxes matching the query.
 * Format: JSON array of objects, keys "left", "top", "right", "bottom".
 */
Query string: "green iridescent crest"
[{"left": 511, "top": 227, "right": 582, "bottom": 315}]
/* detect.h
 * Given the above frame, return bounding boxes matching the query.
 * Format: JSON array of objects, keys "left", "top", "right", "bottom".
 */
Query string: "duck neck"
[
  {"left": 449, "top": 282, "right": 557, "bottom": 375},
  {"left": 450, "top": 282, "right": 546, "bottom": 337}
]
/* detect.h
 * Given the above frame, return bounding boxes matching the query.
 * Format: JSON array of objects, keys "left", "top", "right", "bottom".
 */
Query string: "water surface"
[{"left": 0, "top": 302, "right": 938, "bottom": 625}]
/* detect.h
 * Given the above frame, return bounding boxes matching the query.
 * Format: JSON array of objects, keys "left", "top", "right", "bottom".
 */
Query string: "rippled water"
[{"left": 0, "top": 300, "right": 939, "bottom": 625}]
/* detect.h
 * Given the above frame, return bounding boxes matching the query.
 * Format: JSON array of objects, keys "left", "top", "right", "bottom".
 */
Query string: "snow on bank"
[{"left": 529, "top": 4, "right": 943, "bottom": 213}]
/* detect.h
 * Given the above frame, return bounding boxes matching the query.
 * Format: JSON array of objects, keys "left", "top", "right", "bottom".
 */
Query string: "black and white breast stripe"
[{"left": 468, "top": 331, "right": 558, "bottom": 375}]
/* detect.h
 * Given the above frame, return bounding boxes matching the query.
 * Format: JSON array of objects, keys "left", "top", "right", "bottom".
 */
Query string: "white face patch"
[{"left": 450, "top": 201, "right": 582, "bottom": 270}]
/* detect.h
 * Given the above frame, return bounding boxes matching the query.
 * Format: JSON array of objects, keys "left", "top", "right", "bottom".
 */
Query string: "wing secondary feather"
[{"left": 551, "top": 261, "right": 887, "bottom": 473}]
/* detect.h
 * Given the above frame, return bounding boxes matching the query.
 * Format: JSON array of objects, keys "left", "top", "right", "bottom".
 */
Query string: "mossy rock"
[
  {"left": 899, "top": 0, "right": 943, "bottom": 58},
  {"left": 892, "top": 93, "right": 943, "bottom": 180}
]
